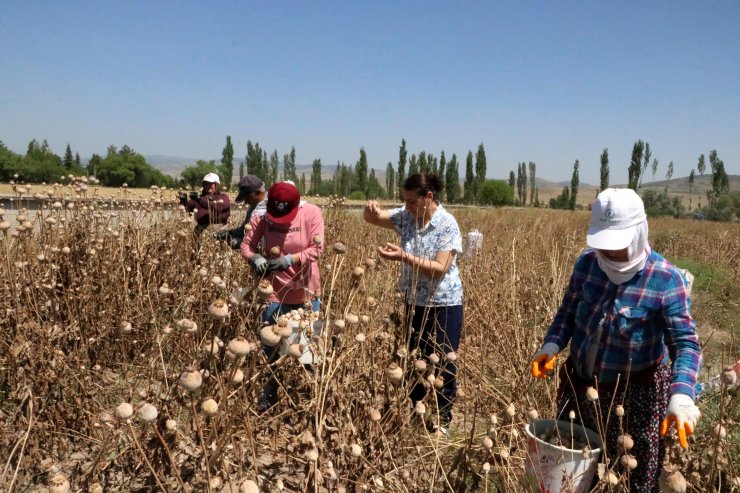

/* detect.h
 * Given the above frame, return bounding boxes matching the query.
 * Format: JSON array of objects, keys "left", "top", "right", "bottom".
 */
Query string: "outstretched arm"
[{"left": 363, "top": 201, "right": 395, "bottom": 230}]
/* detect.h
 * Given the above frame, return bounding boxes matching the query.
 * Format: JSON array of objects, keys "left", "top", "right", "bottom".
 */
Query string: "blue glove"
[
  {"left": 250, "top": 254, "right": 268, "bottom": 275},
  {"left": 268, "top": 255, "right": 294, "bottom": 272}
]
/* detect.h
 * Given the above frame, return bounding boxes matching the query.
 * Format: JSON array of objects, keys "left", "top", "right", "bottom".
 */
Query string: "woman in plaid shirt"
[{"left": 531, "top": 188, "right": 701, "bottom": 493}]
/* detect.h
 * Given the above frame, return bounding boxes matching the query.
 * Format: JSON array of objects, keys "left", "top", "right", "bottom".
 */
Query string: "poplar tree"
[
  {"left": 664, "top": 161, "right": 673, "bottom": 193},
  {"left": 627, "top": 140, "right": 645, "bottom": 190},
  {"left": 463, "top": 151, "right": 475, "bottom": 204},
  {"left": 283, "top": 146, "right": 298, "bottom": 183},
  {"left": 509, "top": 170, "right": 515, "bottom": 190},
  {"left": 475, "top": 143, "right": 487, "bottom": 200},
  {"left": 570, "top": 160, "right": 580, "bottom": 210},
  {"left": 409, "top": 154, "right": 418, "bottom": 176},
  {"left": 75, "top": 153, "right": 81, "bottom": 168},
  {"left": 385, "top": 162, "right": 395, "bottom": 199},
  {"left": 220, "top": 136, "right": 234, "bottom": 188},
  {"left": 418, "top": 151, "right": 428, "bottom": 174},
  {"left": 63, "top": 144, "right": 74, "bottom": 169},
  {"left": 599, "top": 148, "right": 609, "bottom": 191},
  {"left": 445, "top": 154, "right": 461, "bottom": 203},
  {"left": 309, "top": 158, "right": 322, "bottom": 195},
  {"left": 269, "top": 150, "right": 279, "bottom": 186},
  {"left": 688, "top": 169, "right": 695, "bottom": 210},
  {"left": 397, "top": 139, "right": 407, "bottom": 199},
  {"left": 528, "top": 161, "right": 536, "bottom": 206},
  {"left": 356, "top": 147, "right": 368, "bottom": 195},
  {"left": 651, "top": 159, "right": 659, "bottom": 183},
  {"left": 438, "top": 151, "right": 447, "bottom": 200},
  {"left": 638, "top": 142, "right": 651, "bottom": 187}
]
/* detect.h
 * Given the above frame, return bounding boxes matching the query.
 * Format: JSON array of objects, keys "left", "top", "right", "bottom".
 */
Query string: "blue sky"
[{"left": 1, "top": 1, "right": 737, "bottom": 185}]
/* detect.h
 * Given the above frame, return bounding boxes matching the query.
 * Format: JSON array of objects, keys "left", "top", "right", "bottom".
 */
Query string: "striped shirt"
[{"left": 544, "top": 250, "right": 701, "bottom": 399}]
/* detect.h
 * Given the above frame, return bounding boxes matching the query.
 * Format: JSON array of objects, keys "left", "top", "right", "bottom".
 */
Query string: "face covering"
[{"left": 594, "top": 221, "right": 651, "bottom": 284}]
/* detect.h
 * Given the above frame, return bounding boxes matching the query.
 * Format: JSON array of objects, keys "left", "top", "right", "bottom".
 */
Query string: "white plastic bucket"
[
  {"left": 279, "top": 319, "right": 323, "bottom": 365},
  {"left": 524, "top": 419, "right": 602, "bottom": 493}
]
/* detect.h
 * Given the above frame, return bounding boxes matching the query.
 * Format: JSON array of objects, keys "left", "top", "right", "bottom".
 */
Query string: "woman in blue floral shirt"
[{"left": 364, "top": 173, "right": 463, "bottom": 433}]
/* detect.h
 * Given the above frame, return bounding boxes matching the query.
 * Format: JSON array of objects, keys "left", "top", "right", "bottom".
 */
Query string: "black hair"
[{"left": 403, "top": 173, "right": 443, "bottom": 200}]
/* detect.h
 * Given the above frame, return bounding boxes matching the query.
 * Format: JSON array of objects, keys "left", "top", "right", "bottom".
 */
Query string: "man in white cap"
[
  {"left": 530, "top": 188, "right": 701, "bottom": 492},
  {"left": 181, "top": 172, "right": 231, "bottom": 234}
]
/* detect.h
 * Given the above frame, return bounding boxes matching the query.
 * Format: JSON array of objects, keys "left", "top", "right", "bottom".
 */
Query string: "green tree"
[
  {"left": 707, "top": 150, "right": 729, "bottom": 206},
  {"left": 239, "top": 161, "right": 244, "bottom": 181},
  {"left": 638, "top": 142, "right": 651, "bottom": 188},
  {"left": 697, "top": 154, "right": 706, "bottom": 176},
  {"left": 549, "top": 187, "right": 570, "bottom": 210},
  {"left": 627, "top": 139, "right": 645, "bottom": 190},
  {"left": 475, "top": 143, "right": 487, "bottom": 201},
  {"left": 463, "top": 151, "right": 475, "bottom": 204},
  {"left": 0, "top": 141, "right": 23, "bottom": 181},
  {"left": 445, "top": 154, "right": 461, "bottom": 204},
  {"left": 283, "top": 147, "right": 298, "bottom": 183},
  {"left": 220, "top": 136, "right": 234, "bottom": 189},
  {"left": 63, "top": 143, "right": 74, "bottom": 169},
  {"left": 268, "top": 150, "right": 279, "bottom": 185},
  {"left": 651, "top": 158, "right": 659, "bottom": 183},
  {"left": 569, "top": 160, "right": 580, "bottom": 210},
  {"left": 437, "top": 151, "right": 447, "bottom": 201},
  {"left": 75, "top": 152, "right": 81, "bottom": 168},
  {"left": 600, "top": 148, "right": 609, "bottom": 191},
  {"left": 508, "top": 170, "right": 515, "bottom": 189},
  {"left": 299, "top": 173, "right": 307, "bottom": 194},
  {"left": 397, "top": 139, "right": 407, "bottom": 199},
  {"left": 408, "top": 153, "right": 418, "bottom": 176},
  {"left": 88, "top": 153, "right": 101, "bottom": 177},
  {"left": 385, "top": 162, "right": 395, "bottom": 200},
  {"left": 96, "top": 145, "right": 175, "bottom": 188},
  {"left": 246, "top": 141, "right": 268, "bottom": 182},
  {"left": 688, "top": 169, "right": 696, "bottom": 210},
  {"left": 367, "top": 169, "right": 381, "bottom": 199},
  {"left": 664, "top": 161, "right": 673, "bottom": 193},
  {"left": 418, "top": 151, "right": 429, "bottom": 175},
  {"left": 310, "top": 158, "right": 322, "bottom": 195},
  {"left": 355, "top": 148, "right": 368, "bottom": 195},
  {"left": 478, "top": 179, "right": 514, "bottom": 206},
  {"left": 528, "top": 161, "right": 536, "bottom": 206},
  {"left": 516, "top": 162, "right": 527, "bottom": 206},
  {"left": 181, "top": 160, "right": 219, "bottom": 188}
]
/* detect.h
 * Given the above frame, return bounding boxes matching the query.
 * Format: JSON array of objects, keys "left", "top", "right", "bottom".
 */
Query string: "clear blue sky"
[{"left": 1, "top": 1, "right": 738, "bottom": 185}]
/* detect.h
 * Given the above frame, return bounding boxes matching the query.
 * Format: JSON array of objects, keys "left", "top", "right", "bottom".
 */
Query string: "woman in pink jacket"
[{"left": 241, "top": 181, "right": 324, "bottom": 410}]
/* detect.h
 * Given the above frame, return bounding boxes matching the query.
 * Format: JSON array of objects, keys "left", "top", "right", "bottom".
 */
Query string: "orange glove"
[
  {"left": 531, "top": 343, "right": 559, "bottom": 379},
  {"left": 660, "top": 393, "right": 700, "bottom": 448}
]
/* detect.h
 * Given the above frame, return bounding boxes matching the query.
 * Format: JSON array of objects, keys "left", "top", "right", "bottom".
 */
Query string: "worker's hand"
[
  {"left": 250, "top": 254, "right": 268, "bottom": 275},
  {"left": 530, "top": 342, "right": 559, "bottom": 379},
  {"left": 363, "top": 200, "right": 382, "bottom": 223},
  {"left": 377, "top": 242, "right": 405, "bottom": 262},
  {"left": 215, "top": 230, "right": 230, "bottom": 242},
  {"left": 661, "top": 393, "right": 700, "bottom": 449},
  {"left": 268, "top": 255, "right": 294, "bottom": 273},
  {"left": 189, "top": 191, "right": 199, "bottom": 201}
]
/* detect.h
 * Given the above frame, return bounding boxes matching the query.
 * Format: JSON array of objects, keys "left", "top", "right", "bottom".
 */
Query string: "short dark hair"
[{"left": 403, "top": 173, "right": 443, "bottom": 200}]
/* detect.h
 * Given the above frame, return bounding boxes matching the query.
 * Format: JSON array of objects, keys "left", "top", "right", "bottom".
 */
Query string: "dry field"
[{"left": 0, "top": 187, "right": 738, "bottom": 492}]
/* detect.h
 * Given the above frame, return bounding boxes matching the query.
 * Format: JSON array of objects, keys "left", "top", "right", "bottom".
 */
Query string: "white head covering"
[{"left": 594, "top": 220, "right": 651, "bottom": 284}]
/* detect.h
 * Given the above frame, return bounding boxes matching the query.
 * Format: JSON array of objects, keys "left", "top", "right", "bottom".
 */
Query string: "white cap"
[
  {"left": 202, "top": 172, "right": 220, "bottom": 184},
  {"left": 587, "top": 188, "right": 646, "bottom": 250}
]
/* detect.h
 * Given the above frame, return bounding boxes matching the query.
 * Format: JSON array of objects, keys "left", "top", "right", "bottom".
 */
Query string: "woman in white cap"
[
  {"left": 530, "top": 188, "right": 701, "bottom": 492},
  {"left": 181, "top": 172, "right": 231, "bottom": 234}
]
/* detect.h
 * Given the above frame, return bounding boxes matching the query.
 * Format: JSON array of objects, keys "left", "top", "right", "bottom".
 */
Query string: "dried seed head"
[
  {"left": 363, "top": 257, "right": 375, "bottom": 269},
  {"left": 158, "top": 284, "right": 173, "bottom": 295},
  {"left": 527, "top": 409, "right": 539, "bottom": 421},
  {"left": 177, "top": 318, "right": 198, "bottom": 333},
  {"left": 313, "top": 234, "right": 322, "bottom": 244},
  {"left": 227, "top": 337, "right": 252, "bottom": 356},
  {"left": 49, "top": 473, "right": 71, "bottom": 493},
  {"left": 586, "top": 386, "right": 599, "bottom": 402},
  {"left": 257, "top": 280, "right": 274, "bottom": 297},
  {"left": 368, "top": 408, "right": 381, "bottom": 422},
  {"left": 115, "top": 402, "right": 134, "bottom": 420},
  {"left": 617, "top": 434, "right": 634, "bottom": 452},
  {"left": 720, "top": 367, "right": 737, "bottom": 386},
  {"left": 360, "top": 314, "right": 370, "bottom": 324},
  {"left": 350, "top": 443, "right": 362, "bottom": 457},
  {"left": 179, "top": 371, "right": 203, "bottom": 393},
  {"left": 355, "top": 333, "right": 366, "bottom": 343},
  {"left": 259, "top": 326, "right": 281, "bottom": 347},
  {"left": 165, "top": 419, "right": 177, "bottom": 431},
  {"left": 345, "top": 313, "right": 359, "bottom": 324},
  {"left": 414, "top": 401, "right": 426, "bottom": 415},
  {"left": 269, "top": 246, "right": 281, "bottom": 256},
  {"left": 428, "top": 353, "right": 440, "bottom": 365},
  {"left": 659, "top": 467, "right": 687, "bottom": 493},
  {"left": 490, "top": 414, "right": 498, "bottom": 426},
  {"left": 89, "top": 482, "right": 103, "bottom": 493},
  {"left": 240, "top": 479, "right": 259, "bottom": 493},
  {"left": 712, "top": 424, "right": 727, "bottom": 439},
  {"left": 414, "top": 359, "right": 427, "bottom": 373},
  {"left": 199, "top": 267, "right": 208, "bottom": 277},
  {"left": 208, "top": 299, "right": 229, "bottom": 319},
  {"left": 352, "top": 266, "right": 365, "bottom": 279},
  {"left": 288, "top": 344, "right": 303, "bottom": 359},
  {"left": 137, "top": 403, "right": 158, "bottom": 423},
  {"left": 396, "top": 346, "right": 408, "bottom": 358},
  {"left": 615, "top": 404, "right": 625, "bottom": 417},
  {"left": 482, "top": 462, "right": 491, "bottom": 473},
  {"left": 569, "top": 410, "right": 576, "bottom": 420},
  {"left": 366, "top": 296, "right": 377, "bottom": 307},
  {"left": 386, "top": 364, "right": 403, "bottom": 385},
  {"left": 433, "top": 376, "right": 444, "bottom": 389},
  {"left": 201, "top": 398, "right": 219, "bottom": 416},
  {"left": 605, "top": 471, "right": 619, "bottom": 487},
  {"left": 231, "top": 368, "right": 245, "bottom": 384},
  {"left": 332, "top": 242, "right": 347, "bottom": 254},
  {"left": 621, "top": 454, "right": 638, "bottom": 470},
  {"left": 445, "top": 351, "right": 457, "bottom": 362},
  {"left": 120, "top": 321, "right": 133, "bottom": 333},
  {"left": 505, "top": 403, "right": 516, "bottom": 418},
  {"left": 333, "top": 319, "right": 345, "bottom": 329},
  {"left": 481, "top": 436, "right": 493, "bottom": 449}
]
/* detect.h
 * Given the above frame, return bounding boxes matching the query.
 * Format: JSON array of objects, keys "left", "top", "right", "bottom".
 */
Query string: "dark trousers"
[{"left": 405, "top": 304, "right": 463, "bottom": 417}]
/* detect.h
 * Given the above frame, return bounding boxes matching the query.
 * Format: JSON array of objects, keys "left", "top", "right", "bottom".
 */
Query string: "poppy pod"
[
  {"left": 48, "top": 474, "right": 70, "bottom": 493},
  {"left": 257, "top": 280, "right": 274, "bottom": 298},
  {"left": 345, "top": 313, "right": 359, "bottom": 325},
  {"left": 179, "top": 370, "right": 203, "bottom": 393},
  {"left": 208, "top": 299, "right": 229, "bottom": 319},
  {"left": 332, "top": 242, "right": 347, "bottom": 254},
  {"left": 201, "top": 398, "right": 219, "bottom": 416},
  {"left": 138, "top": 403, "right": 158, "bottom": 423},
  {"left": 368, "top": 408, "right": 381, "bottom": 422},
  {"left": 260, "top": 326, "right": 281, "bottom": 347},
  {"left": 387, "top": 364, "right": 403, "bottom": 385},
  {"left": 115, "top": 402, "right": 134, "bottom": 420},
  {"left": 227, "top": 337, "right": 252, "bottom": 357}
]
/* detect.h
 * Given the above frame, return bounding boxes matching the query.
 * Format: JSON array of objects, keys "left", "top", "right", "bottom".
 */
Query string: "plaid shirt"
[{"left": 544, "top": 250, "right": 701, "bottom": 399}]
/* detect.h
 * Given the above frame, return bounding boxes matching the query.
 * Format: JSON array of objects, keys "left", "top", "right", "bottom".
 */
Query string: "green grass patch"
[{"left": 672, "top": 258, "right": 732, "bottom": 292}]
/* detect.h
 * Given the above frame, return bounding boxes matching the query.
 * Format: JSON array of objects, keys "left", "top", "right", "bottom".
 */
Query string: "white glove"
[
  {"left": 531, "top": 342, "right": 559, "bottom": 379},
  {"left": 661, "top": 393, "right": 700, "bottom": 448}
]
